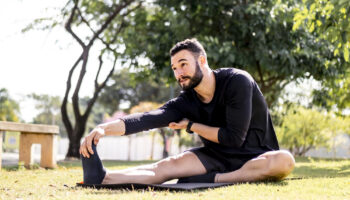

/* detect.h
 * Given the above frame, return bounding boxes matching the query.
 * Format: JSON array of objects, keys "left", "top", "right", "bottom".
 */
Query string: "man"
[{"left": 80, "top": 38, "right": 295, "bottom": 185}]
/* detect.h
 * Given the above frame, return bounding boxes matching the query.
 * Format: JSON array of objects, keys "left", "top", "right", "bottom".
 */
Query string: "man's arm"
[
  {"left": 98, "top": 119, "right": 126, "bottom": 136},
  {"left": 169, "top": 119, "right": 219, "bottom": 143},
  {"left": 170, "top": 74, "right": 254, "bottom": 147},
  {"left": 81, "top": 97, "right": 185, "bottom": 158},
  {"left": 80, "top": 119, "right": 126, "bottom": 158}
]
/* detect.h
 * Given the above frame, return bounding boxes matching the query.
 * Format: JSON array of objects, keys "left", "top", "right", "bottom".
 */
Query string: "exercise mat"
[{"left": 76, "top": 182, "right": 234, "bottom": 191}]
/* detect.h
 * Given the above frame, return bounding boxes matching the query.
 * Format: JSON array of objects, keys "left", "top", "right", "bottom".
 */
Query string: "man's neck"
[{"left": 194, "top": 69, "right": 215, "bottom": 104}]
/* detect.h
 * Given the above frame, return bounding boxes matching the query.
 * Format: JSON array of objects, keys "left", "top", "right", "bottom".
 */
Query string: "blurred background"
[{"left": 1, "top": 0, "right": 349, "bottom": 165}]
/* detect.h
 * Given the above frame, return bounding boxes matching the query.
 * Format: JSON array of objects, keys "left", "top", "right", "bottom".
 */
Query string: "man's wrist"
[{"left": 186, "top": 121, "right": 194, "bottom": 134}]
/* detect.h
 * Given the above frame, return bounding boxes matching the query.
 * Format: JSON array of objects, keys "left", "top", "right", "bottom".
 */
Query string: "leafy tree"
[
  {"left": 293, "top": 0, "right": 350, "bottom": 62},
  {"left": 0, "top": 88, "right": 20, "bottom": 122},
  {"left": 293, "top": 0, "right": 350, "bottom": 114},
  {"left": 29, "top": 0, "right": 348, "bottom": 158},
  {"left": 312, "top": 70, "right": 350, "bottom": 115},
  {"left": 58, "top": 0, "right": 142, "bottom": 159},
  {"left": 276, "top": 105, "right": 346, "bottom": 156},
  {"left": 121, "top": 0, "right": 346, "bottom": 107}
]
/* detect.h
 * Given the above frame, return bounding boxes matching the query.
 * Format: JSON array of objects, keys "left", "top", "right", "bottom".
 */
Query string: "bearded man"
[{"left": 79, "top": 38, "right": 295, "bottom": 184}]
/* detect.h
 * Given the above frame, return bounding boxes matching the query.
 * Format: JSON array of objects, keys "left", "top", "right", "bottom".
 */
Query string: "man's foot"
[{"left": 81, "top": 143, "right": 106, "bottom": 184}]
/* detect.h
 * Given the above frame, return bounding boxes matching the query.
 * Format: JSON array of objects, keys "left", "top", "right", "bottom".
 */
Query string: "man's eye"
[{"left": 181, "top": 63, "right": 186, "bottom": 67}]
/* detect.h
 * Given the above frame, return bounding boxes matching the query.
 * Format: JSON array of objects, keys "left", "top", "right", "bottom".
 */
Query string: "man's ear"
[{"left": 198, "top": 55, "right": 206, "bottom": 67}]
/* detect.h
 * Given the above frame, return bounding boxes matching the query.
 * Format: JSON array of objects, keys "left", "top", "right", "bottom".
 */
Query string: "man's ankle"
[{"left": 101, "top": 171, "right": 109, "bottom": 184}]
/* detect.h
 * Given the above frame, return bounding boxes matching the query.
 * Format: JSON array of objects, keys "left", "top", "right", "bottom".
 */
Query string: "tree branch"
[
  {"left": 61, "top": 52, "right": 84, "bottom": 139},
  {"left": 70, "top": 0, "right": 135, "bottom": 113},
  {"left": 65, "top": 0, "right": 86, "bottom": 48},
  {"left": 95, "top": 54, "right": 103, "bottom": 89},
  {"left": 87, "top": 0, "right": 136, "bottom": 47},
  {"left": 83, "top": 56, "right": 117, "bottom": 120},
  {"left": 71, "top": 50, "right": 90, "bottom": 120}
]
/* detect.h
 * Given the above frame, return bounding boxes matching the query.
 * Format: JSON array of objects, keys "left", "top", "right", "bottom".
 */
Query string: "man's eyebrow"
[{"left": 171, "top": 58, "right": 188, "bottom": 67}]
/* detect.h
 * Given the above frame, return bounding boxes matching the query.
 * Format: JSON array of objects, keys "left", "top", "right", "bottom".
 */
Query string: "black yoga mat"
[{"left": 76, "top": 182, "right": 234, "bottom": 191}]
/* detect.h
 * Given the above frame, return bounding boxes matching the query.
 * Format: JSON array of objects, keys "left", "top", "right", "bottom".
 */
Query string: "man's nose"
[{"left": 174, "top": 68, "right": 184, "bottom": 78}]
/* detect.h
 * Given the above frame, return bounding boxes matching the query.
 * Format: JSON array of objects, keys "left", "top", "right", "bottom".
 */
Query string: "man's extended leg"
[
  {"left": 102, "top": 152, "right": 207, "bottom": 184},
  {"left": 214, "top": 150, "right": 295, "bottom": 183},
  {"left": 101, "top": 151, "right": 207, "bottom": 184}
]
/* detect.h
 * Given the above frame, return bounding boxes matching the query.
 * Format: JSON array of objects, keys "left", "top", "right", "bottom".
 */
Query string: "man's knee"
[
  {"left": 264, "top": 150, "right": 295, "bottom": 180},
  {"left": 153, "top": 154, "right": 185, "bottom": 180}
]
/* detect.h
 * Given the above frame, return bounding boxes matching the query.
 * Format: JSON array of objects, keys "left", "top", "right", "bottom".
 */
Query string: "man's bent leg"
[
  {"left": 102, "top": 151, "right": 207, "bottom": 184},
  {"left": 215, "top": 150, "right": 295, "bottom": 183}
]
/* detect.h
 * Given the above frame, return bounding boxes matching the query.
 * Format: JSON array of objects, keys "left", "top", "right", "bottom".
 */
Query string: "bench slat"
[{"left": 0, "top": 121, "right": 59, "bottom": 134}]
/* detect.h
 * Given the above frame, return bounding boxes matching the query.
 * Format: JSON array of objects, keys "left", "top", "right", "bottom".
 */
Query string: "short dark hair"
[{"left": 170, "top": 38, "right": 207, "bottom": 59}]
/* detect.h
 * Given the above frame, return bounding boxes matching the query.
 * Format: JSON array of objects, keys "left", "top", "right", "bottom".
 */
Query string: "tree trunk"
[
  {"left": 65, "top": 122, "right": 86, "bottom": 159},
  {"left": 66, "top": 138, "right": 81, "bottom": 159}
]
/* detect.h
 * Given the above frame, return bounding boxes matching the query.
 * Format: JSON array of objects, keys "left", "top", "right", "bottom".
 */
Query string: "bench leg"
[
  {"left": 40, "top": 135, "right": 57, "bottom": 168},
  {"left": 19, "top": 133, "right": 34, "bottom": 168}
]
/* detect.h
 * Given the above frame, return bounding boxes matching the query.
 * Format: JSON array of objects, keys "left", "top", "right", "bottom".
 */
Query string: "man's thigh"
[{"left": 136, "top": 151, "right": 207, "bottom": 180}]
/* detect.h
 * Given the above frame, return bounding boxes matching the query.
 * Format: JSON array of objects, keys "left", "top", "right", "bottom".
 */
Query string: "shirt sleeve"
[
  {"left": 217, "top": 74, "right": 253, "bottom": 147},
  {"left": 121, "top": 97, "right": 185, "bottom": 135}
]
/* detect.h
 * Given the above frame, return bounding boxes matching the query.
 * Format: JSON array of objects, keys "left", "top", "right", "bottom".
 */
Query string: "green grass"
[{"left": 1, "top": 157, "right": 350, "bottom": 200}]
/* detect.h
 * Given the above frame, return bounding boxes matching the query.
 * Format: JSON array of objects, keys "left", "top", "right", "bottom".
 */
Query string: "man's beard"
[{"left": 177, "top": 62, "right": 203, "bottom": 91}]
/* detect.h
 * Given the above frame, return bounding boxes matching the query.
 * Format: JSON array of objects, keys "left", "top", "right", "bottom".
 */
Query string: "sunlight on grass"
[{"left": 1, "top": 157, "right": 349, "bottom": 199}]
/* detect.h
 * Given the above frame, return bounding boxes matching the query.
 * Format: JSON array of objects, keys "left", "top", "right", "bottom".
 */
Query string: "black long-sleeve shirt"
[{"left": 121, "top": 68, "right": 279, "bottom": 155}]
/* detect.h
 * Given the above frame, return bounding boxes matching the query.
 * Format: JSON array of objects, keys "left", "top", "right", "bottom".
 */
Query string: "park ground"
[{"left": 0, "top": 157, "right": 350, "bottom": 200}]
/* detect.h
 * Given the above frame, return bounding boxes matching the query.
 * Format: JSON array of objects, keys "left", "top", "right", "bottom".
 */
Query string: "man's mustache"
[{"left": 178, "top": 76, "right": 191, "bottom": 83}]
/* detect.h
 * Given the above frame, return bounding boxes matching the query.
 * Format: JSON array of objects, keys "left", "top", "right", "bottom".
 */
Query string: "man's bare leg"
[
  {"left": 215, "top": 150, "right": 295, "bottom": 183},
  {"left": 102, "top": 151, "right": 207, "bottom": 184}
]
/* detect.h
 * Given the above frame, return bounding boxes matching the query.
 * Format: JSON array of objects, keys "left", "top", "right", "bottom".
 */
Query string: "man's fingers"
[
  {"left": 169, "top": 122, "right": 179, "bottom": 127},
  {"left": 80, "top": 141, "right": 89, "bottom": 158},
  {"left": 86, "top": 136, "right": 94, "bottom": 155}
]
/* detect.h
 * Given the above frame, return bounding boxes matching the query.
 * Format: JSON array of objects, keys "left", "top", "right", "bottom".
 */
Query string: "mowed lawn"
[{"left": 1, "top": 157, "right": 350, "bottom": 200}]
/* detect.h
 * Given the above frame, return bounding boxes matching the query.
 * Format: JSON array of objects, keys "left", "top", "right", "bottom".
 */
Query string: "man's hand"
[
  {"left": 168, "top": 118, "right": 189, "bottom": 130},
  {"left": 80, "top": 126, "right": 105, "bottom": 158}
]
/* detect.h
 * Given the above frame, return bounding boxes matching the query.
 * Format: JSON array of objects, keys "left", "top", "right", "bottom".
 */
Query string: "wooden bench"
[{"left": 0, "top": 121, "right": 59, "bottom": 169}]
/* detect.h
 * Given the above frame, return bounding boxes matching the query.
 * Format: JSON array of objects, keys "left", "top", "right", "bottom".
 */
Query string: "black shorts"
[{"left": 188, "top": 146, "right": 265, "bottom": 173}]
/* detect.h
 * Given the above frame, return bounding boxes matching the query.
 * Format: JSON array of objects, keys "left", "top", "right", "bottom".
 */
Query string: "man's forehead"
[{"left": 170, "top": 50, "right": 194, "bottom": 66}]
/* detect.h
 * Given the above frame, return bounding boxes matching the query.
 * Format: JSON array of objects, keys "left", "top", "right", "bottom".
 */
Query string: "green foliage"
[
  {"left": 0, "top": 88, "right": 20, "bottom": 122},
  {"left": 121, "top": 0, "right": 345, "bottom": 107},
  {"left": 293, "top": 0, "right": 350, "bottom": 62},
  {"left": 276, "top": 105, "right": 347, "bottom": 156},
  {"left": 292, "top": 1, "right": 350, "bottom": 113},
  {"left": 27, "top": 0, "right": 348, "bottom": 110},
  {"left": 312, "top": 71, "right": 350, "bottom": 114}
]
